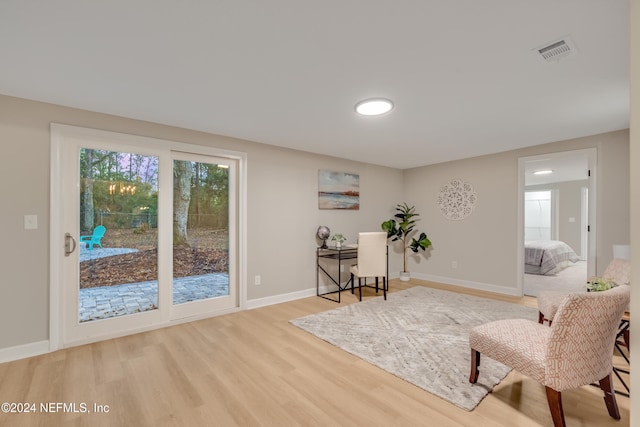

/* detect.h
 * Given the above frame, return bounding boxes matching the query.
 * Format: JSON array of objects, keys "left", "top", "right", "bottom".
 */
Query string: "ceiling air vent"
[{"left": 534, "top": 36, "right": 577, "bottom": 62}]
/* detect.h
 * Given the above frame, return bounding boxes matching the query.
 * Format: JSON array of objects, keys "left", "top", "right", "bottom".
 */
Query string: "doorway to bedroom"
[{"left": 519, "top": 148, "right": 596, "bottom": 297}]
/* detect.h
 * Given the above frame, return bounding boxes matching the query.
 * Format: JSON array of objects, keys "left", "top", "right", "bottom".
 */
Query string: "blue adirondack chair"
[{"left": 80, "top": 225, "right": 106, "bottom": 250}]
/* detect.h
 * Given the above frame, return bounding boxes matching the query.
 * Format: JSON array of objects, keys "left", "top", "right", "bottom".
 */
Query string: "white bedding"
[{"left": 524, "top": 240, "right": 579, "bottom": 275}]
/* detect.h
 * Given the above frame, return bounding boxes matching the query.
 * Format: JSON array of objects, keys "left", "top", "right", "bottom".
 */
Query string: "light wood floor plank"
[{"left": 0, "top": 279, "right": 629, "bottom": 426}]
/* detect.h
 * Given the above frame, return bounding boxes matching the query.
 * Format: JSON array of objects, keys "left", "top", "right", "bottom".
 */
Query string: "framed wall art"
[{"left": 318, "top": 170, "right": 359, "bottom": 210}]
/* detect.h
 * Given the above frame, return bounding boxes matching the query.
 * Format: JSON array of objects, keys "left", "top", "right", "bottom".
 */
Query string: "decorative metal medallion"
[{"left": 437, "top": 179, "right": 477, "bottom": 220}]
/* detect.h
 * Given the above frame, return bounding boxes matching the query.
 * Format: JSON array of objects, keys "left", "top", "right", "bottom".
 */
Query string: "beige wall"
[
  {"left": 403, "top": 130, "right": 630, "bottom": 293},
  {"left": 246, "top": 143, "right": 405, "bottom": 299},
  {"left": 3, "top": 4, "right": 638, "bottom": 416},
  {"left": 0, "top": 94, "right": 403, "bottom": 350},
  {"left": 0, "top": 94, "right": 632, "bottom": 364}
]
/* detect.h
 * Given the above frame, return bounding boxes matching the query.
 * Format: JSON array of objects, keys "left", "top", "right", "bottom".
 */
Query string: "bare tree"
[
  {"left": 173, "top": 160, "right": 193, "bottom": 246},
  {"left": 82, "top": 149, "right": 95, "bottom": 231}
]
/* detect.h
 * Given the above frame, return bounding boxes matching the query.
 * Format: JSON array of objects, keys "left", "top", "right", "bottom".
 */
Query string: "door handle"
[{"left": 65, "top": 233, "right": 77, "bottom": 257}]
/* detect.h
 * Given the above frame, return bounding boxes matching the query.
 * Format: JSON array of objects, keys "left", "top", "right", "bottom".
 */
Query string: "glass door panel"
[
  {"left": 54, "top": 124, "right": 241, "bottom": 347},
  {"left": 79, "top": 148, "right": 159, "bottom": 322},
  {"left": 172, "top": 159, "right": 230, "bottom": 306}
]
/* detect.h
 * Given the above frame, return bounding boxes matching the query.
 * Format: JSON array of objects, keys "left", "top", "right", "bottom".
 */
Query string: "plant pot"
[
  {"left": 399, "top": 271, "right": 411, "bottom": 281},
  {"left": 335, "top": 241, "right": 342, "bottom": 249}
]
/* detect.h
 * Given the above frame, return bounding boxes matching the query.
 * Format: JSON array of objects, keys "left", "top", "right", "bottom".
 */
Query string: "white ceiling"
[
  {"left": 524, "top": 150, "right": 590, "bottom": 186},
  {"left": 0, "top": 1, "right": 629, "bottom": 169}
]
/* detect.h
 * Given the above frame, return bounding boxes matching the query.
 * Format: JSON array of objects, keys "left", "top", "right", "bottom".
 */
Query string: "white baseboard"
[
  {"left": 410, "top": 272, "right": 523, "bottom": 297},
  {"left": 2, "top": 277, "right": 519, "bottom": 364},
  {"left": 62, "top": 307, "right": 245, "bottom": 349},
  {"left": 2, "top": 291, "right": 317, "bottom": 363},
  {"left": 0, "top": 340, "right": 50, "bottom": 364},
  {"left": 246, "top": 287, "right": 316, "bottom": 309}
]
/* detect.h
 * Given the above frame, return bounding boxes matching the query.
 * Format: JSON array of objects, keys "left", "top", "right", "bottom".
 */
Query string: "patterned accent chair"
[
  {"left": 537, "top": 258, "right": 631, "bottom": 325},
  {"left": 469, "top": 285, "right": 630, "bottom": 427}
]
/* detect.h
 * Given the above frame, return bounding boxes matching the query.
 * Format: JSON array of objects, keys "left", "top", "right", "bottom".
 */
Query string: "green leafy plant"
[
  {"left": 586, "top": 276, "right": 617, "bottom": 292},
  {"left": 381, "top": 203, "right": 432, "bottom": 273},
  {"left": 331, "top": 233, "right": 347, "bottom": 243}
]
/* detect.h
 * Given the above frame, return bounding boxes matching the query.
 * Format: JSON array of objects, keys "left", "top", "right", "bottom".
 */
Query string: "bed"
[{"left": 524, "top": 240, "right": 580, "bottom": 275}]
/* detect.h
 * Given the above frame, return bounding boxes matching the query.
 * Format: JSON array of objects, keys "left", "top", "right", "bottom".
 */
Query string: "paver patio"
[{"left": 79, "top": 246, "right": 229, "bottom": 322}]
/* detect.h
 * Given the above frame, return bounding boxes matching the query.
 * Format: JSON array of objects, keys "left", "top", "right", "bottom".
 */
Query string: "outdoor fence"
[{"left": 87, "top": 212, "right": 228, "bottom": 231}]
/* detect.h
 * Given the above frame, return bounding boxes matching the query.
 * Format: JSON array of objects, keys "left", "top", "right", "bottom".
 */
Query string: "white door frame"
[
  {"left": 50, "top": 124, "right": 247, "bottom": 350},
  {"left": 517, "top": 148, "right": 597, "bottom": 295},
  {"left": 169, "top": 151, "right": 239, "bottom": 320}
]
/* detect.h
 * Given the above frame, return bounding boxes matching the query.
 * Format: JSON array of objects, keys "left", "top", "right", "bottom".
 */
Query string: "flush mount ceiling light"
[
  {"left": 355, "top": 98, "right": 393, "bottom": 116},
  {"left": 533, "top": 170, "right": 554, "bottom": 175}
]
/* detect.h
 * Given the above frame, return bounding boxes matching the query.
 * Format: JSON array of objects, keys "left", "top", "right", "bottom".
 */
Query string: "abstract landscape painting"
[{"left": 318, "top": 170, "right": 359, "bottom": 210}]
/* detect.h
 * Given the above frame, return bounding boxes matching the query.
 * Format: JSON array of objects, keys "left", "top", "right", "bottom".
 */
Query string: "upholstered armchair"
[
  {"left": 538, "top": 258, "right": 630, "bottom": 325},
  {"left": 469, "top": 285, "right": 630, "bottom": 427}
]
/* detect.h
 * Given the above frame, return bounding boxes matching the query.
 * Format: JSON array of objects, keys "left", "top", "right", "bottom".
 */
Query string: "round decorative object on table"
[
  {"left": 437, "top": 179, "right": 477, "bottom": 220},
  {"left": 316, "top": 226, "right": 331, "bottom": 249}
]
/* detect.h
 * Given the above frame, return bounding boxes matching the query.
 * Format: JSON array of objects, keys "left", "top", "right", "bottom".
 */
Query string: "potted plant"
[
  {"left": 586, "top": 276, "right": 617, "bottom": 292},
  {"left": 331, "top": 233, "right": 347, "bottom": 248},
  {"left": 381, "top": 203, "right": 432, "bottom": 281}
]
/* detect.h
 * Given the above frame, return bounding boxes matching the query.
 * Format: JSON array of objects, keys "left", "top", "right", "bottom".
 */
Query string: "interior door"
[{"left": 51, "top": 124, "right": 241, "bottom": 347}]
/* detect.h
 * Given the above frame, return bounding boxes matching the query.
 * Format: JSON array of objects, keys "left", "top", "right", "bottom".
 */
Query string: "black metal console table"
[{"left": 316, "top": 245, "right": 388, "bottom": 303}]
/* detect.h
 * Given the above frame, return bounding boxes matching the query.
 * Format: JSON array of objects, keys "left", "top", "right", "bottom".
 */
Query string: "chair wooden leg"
[
  {"left": 599, "top": 373, "right": 621, "bottom": 420},
  {"left": 469, "top": 349, "right": 480, "bottom": 383},
  {"left": 358, "top": 277, "right": 362, "bottom": 301},
  {"left": 351, "top": 273, "right": 355, "bottom": 294},
  {"left": 545, "top": 387, "right": 566, "bottom": 427},
  {"left": 382, "top": 277, "right": 386, "bottom": 300},
  {"left": 623, "top": 329, "right": 630, "bottom": 351},
  {"left": 538, "top": 312, "right": 554, "bottom": 326}
]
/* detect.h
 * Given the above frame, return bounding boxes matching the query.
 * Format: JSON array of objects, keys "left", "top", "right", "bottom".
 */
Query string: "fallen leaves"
[{"left": 80, "top": 246, "right": 228, "bottom": 288}]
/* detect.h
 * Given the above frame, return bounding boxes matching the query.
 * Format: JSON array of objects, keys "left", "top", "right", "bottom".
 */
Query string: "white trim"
[
  {"left": 238, "top": 156, "right": 248, "bottom": 310},
  {"left": 581, "top": 186, "right": 589, "bottom": 260},
  {"left": 517, "top": 148, "right": 597, "bottom": 295},
  {"left": 516, "top": 156, "right": 526, "bottom": 295},
  {"left": 409, "top": 272, "right": 524, "bottom": 297},
  {"left": 248, "top": 273, "right": 524, "bottom": 309},
  {"left": 49, "top": 129, "right": 63, "bottom": 351},
  {"left": 245, "top": 288, "right": 317, "bottom": 310},
  {"left": 0, "top": 341, "right": 50, "bottom": 364},
  {"left": 586, "top": 149, "right": 597, "bottom": 277},
  {"left": 61, "top": 308, "right": 241, "bottom": 348},
  {"left": 50, "top": 123, "right": 248, "bottom": 348},
  {"left": 168, "top": 152, "right": 240, "bottom": 319}
]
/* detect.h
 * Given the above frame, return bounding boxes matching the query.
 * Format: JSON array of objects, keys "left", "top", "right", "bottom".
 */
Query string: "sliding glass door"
[{"left": 53, "top": 125, "right": 241, "bottom": 346}]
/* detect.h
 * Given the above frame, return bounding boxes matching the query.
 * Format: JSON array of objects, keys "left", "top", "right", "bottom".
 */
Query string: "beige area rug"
[
  {"left": 290, "top": 286, "right": 538, "bottom": 411},
  {"left": 524, "top": 260, "right": 587, "bottom": 297}
]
